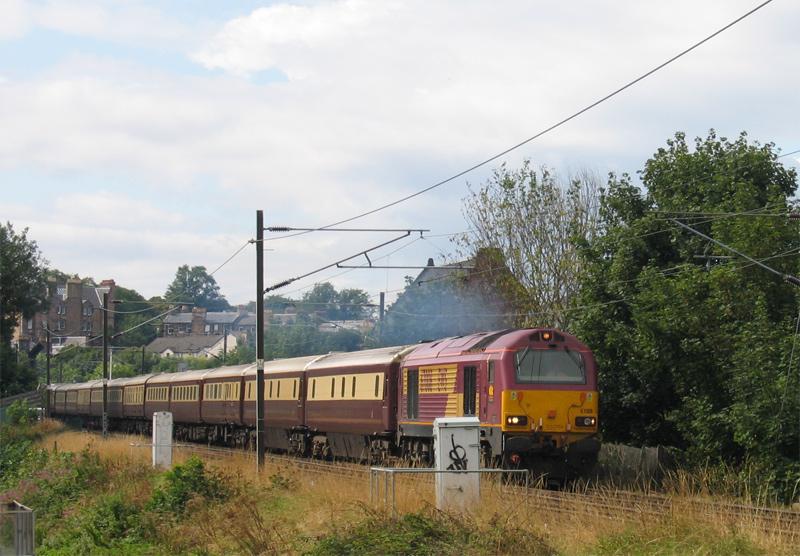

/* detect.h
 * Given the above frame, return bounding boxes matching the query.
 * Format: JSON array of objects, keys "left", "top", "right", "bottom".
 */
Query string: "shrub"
[
  {"left": 148, "top": 456, "right": 229, "bottom": 515},
  {"left": 5, "top": 399, "right": 37, "bottom": 425}
]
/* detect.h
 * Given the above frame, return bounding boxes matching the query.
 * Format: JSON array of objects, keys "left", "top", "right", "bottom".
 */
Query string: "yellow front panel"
[{"left": 501, "top": 389, "right": 598, "bottom": 433}]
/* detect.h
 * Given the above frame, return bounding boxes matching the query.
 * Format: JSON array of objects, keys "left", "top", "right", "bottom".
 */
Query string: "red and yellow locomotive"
[{"left": 398, "top": 328, "right": 599, "bottom": 478}]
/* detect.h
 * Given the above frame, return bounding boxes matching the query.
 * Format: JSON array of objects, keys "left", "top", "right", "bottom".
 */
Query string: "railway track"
[{"left": 96, "top": 430, "right": 800, "bottom": 538}]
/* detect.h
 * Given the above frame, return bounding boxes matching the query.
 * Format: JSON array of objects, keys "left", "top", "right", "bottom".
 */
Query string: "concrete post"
[{"left": 152, "top": 411, "right": 173, "bottom": 469}]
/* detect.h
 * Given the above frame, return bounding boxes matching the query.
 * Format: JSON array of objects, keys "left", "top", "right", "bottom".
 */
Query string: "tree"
[
  {"left": 0, "top": 223, "right": 49, "bottom": 396},
  {"left": 572, "top": 131, "right": 799, "bottom": 500},
  {"left": 165, "top": 265, "right": 231, "bottom": 311},
  {"left": 336, "top": 288, "right": 372, "bottom": 320},
  {"left": 298, "top": 282, "right": 372, "bottom": 321},
  {"left": 112, "top": 286, "right": 158, "bottom": 347},
  {"left": 457, "top": 161, "right": 600, "bottom": 327}
]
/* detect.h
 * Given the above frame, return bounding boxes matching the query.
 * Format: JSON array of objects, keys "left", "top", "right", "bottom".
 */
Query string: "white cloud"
[
  {"left": 193, "top": 0, "right": 393, "bottom": 78},
  {"left": 0, "top": 0, "right": 30, "bottom": 40}
]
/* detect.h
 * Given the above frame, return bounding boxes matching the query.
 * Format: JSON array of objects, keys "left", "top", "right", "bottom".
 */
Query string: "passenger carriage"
[
  {"left": 304, "top": 346, "right": 413, "bottom": 461},
  {"left": 242, "top": 356, "right": 316, "bottom": 453}
]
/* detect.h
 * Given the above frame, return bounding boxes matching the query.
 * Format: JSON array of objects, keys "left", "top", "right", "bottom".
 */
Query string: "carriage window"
[
  {"left": 330, "top": 377, "right": 335, "bottom": 398},
  {"left": 277, "top": 380, "right": 281, "bottom": 398},
  {"left": 514, "top": 348, "right": 585, "bottom": 384},
  {"left": 374, "top": 375, "right": 380, "bottom": 398},
  {"left": 488, "top": 361, "right": 495, "bottom": 384},
  {"left": 351, "top": 376, "right": 356, "bottom": 398},
  {"left": 312, "top": 379, "right": 316, "bottom": 399},
  {"left": 340, "top": 377, "right": 345, "bottom": 398},
  {"left": 269, "top": 381, "right": 273, "bottom": 399},
  {"left": 293, "top": 379, "right": 297, "bottom": 399}
]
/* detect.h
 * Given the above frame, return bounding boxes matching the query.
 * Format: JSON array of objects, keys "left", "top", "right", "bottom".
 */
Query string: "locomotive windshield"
[{"left": 514, "top": 348, "right": 585, "bottom": 384}]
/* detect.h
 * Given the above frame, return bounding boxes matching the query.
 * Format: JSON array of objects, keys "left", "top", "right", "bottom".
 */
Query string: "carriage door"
[
  {"left": 406, "top": 369, "right": 419, "bottom": 419},
  {"left": 463, "top": 366, "right": 477, "bottom": 416}
]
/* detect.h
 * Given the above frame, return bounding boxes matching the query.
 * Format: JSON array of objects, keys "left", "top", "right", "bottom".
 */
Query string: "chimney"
[
  {"left": 427, "top": 258, "right": 435, "bottom": 267},
  {"left": 191, "top": 307, "right": 207, "bottom": 335},
  {"left": 66, "top": 277, "right": 82, "bottom": 300}
]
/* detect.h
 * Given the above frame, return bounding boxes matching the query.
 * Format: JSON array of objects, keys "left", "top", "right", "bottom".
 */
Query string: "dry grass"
[{"left": 35, "top": 429, "right": 798, "bottom": 555}]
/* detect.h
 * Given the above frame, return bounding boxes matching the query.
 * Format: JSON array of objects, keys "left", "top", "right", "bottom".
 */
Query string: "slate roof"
[
  {"left": 237, "top": 314, "right": 257, "bottom": 326},
  {"left": 146, "top": 334, "right": 225, "bottom": 355},
  {"left": 83, "top": 284, "right": 112, "bottom": 308},
  {"left": 205, "top": 312, "right": 240, "bottom": 324},
  {"left": 164, "top": 313, "right": 193, "bottom": 324}
]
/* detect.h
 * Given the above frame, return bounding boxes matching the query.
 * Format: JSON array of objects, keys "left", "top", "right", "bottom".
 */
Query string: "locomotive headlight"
[
  {"left": 575, "top": 416, "right": 597, "bottom": 427},
  {"left": 505, "top": 415, "right": 528, "bottom": 426}
]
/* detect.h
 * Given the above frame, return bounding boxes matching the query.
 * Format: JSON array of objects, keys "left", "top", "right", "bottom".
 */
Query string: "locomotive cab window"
[
  {"left": 407, "top": 369, "right": 419, "bottom": 419},
  {"left": 514, "top": 347, "right": 585, "bottom": 384}
]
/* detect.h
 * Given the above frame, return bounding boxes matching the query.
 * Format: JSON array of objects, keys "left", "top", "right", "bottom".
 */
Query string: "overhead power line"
[{"left": 264, "top": 0, "right": 774, "bottom": 243}]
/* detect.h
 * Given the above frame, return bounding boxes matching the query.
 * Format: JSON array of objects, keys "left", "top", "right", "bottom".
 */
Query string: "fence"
[
  {"left": 369, "top": 467, "right": 529, "bottom": 517},
  {"left": 0, "top": 501, "right": 35, "bottom": 556}
]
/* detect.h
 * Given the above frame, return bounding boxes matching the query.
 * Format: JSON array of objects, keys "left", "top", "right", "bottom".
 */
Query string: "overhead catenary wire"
[{"left": 261, "top": 0, "right": 774, "bottom": 243}]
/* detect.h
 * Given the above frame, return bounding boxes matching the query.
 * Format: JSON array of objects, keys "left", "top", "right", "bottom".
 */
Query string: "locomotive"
[{"left": 47, "top": 328, "right": 600, "bottom": 479}]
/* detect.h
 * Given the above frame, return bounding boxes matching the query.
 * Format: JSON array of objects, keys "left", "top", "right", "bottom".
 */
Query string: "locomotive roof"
[
  {"left": 305, "top": 345, "right": 415, "bottom": 370},
  {"left": 404, "top": 328, "right": 588, "bottom": 362}
]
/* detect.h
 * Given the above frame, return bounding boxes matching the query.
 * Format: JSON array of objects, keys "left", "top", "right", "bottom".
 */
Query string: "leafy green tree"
[
  {"left": 297, "top": 282, "right": 372, "bottom": 321},
  {"left": 336, "top": 288, "right": 373, "bottom": 320},
  {"left": 457, "top": 162, "right": 600, "bottom": 327},
  {"left": 0, "top": 223, "right": 49, "bottom": 396},
  {"left": 573, "top": 131, "right": 799, "bottom": 498},
  {"left": 300, "top": 283, "right": 338, "bottom": 319},
  {"left": 165, "top": 265, "right": 231, "bottom": 311}
]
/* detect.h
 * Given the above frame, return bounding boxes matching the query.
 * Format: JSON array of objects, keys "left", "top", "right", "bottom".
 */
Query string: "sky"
[{"left": 2, "top": 0, "right": 799, "bottom": 306}]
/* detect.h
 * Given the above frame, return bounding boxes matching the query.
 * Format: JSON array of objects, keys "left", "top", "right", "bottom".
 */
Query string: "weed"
[
  {"left": 592, "top": 520, "right": 764, "bottom": 555},
  {"left": 310, "top": 506, "right": 555, "bottom": 556}
]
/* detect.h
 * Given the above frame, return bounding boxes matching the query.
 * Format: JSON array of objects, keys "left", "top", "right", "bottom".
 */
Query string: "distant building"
[
  {"left": 13, "top": 277, "right": 116, "bottom": 354},
  {"left": 162, "top": 305, "right": 297, "bottom": 342},
  {"left": 146, "top": 334, "right": 237, "bottom": 359}
]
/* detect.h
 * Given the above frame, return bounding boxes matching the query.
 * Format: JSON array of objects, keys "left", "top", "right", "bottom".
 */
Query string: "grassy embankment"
[{"left": 1, "top": 421, "right": 796, "bottom": 555}]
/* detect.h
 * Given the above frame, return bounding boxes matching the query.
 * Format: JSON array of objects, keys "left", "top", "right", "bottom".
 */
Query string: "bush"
[
  {"left": 5, "top": 399, "right": 38, "bottom": 425},
  {"left": 148, "top": 456, "right": 229, "bottom": 515}
]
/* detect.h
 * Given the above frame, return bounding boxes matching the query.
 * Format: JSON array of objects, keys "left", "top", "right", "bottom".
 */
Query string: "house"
[
  {"left": 13, "top": 277, "right": 116, "bottom": 354},
  {"left": 163, "top": 306, "right": 281, "bottom": 342},
  {"left": 145, "top": 334, "right": 237, "bottom": 359}
]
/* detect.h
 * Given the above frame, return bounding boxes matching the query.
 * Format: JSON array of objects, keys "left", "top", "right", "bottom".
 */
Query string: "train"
[{"left": 47, "top": 328, "right": 600, "bottom": 479}]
